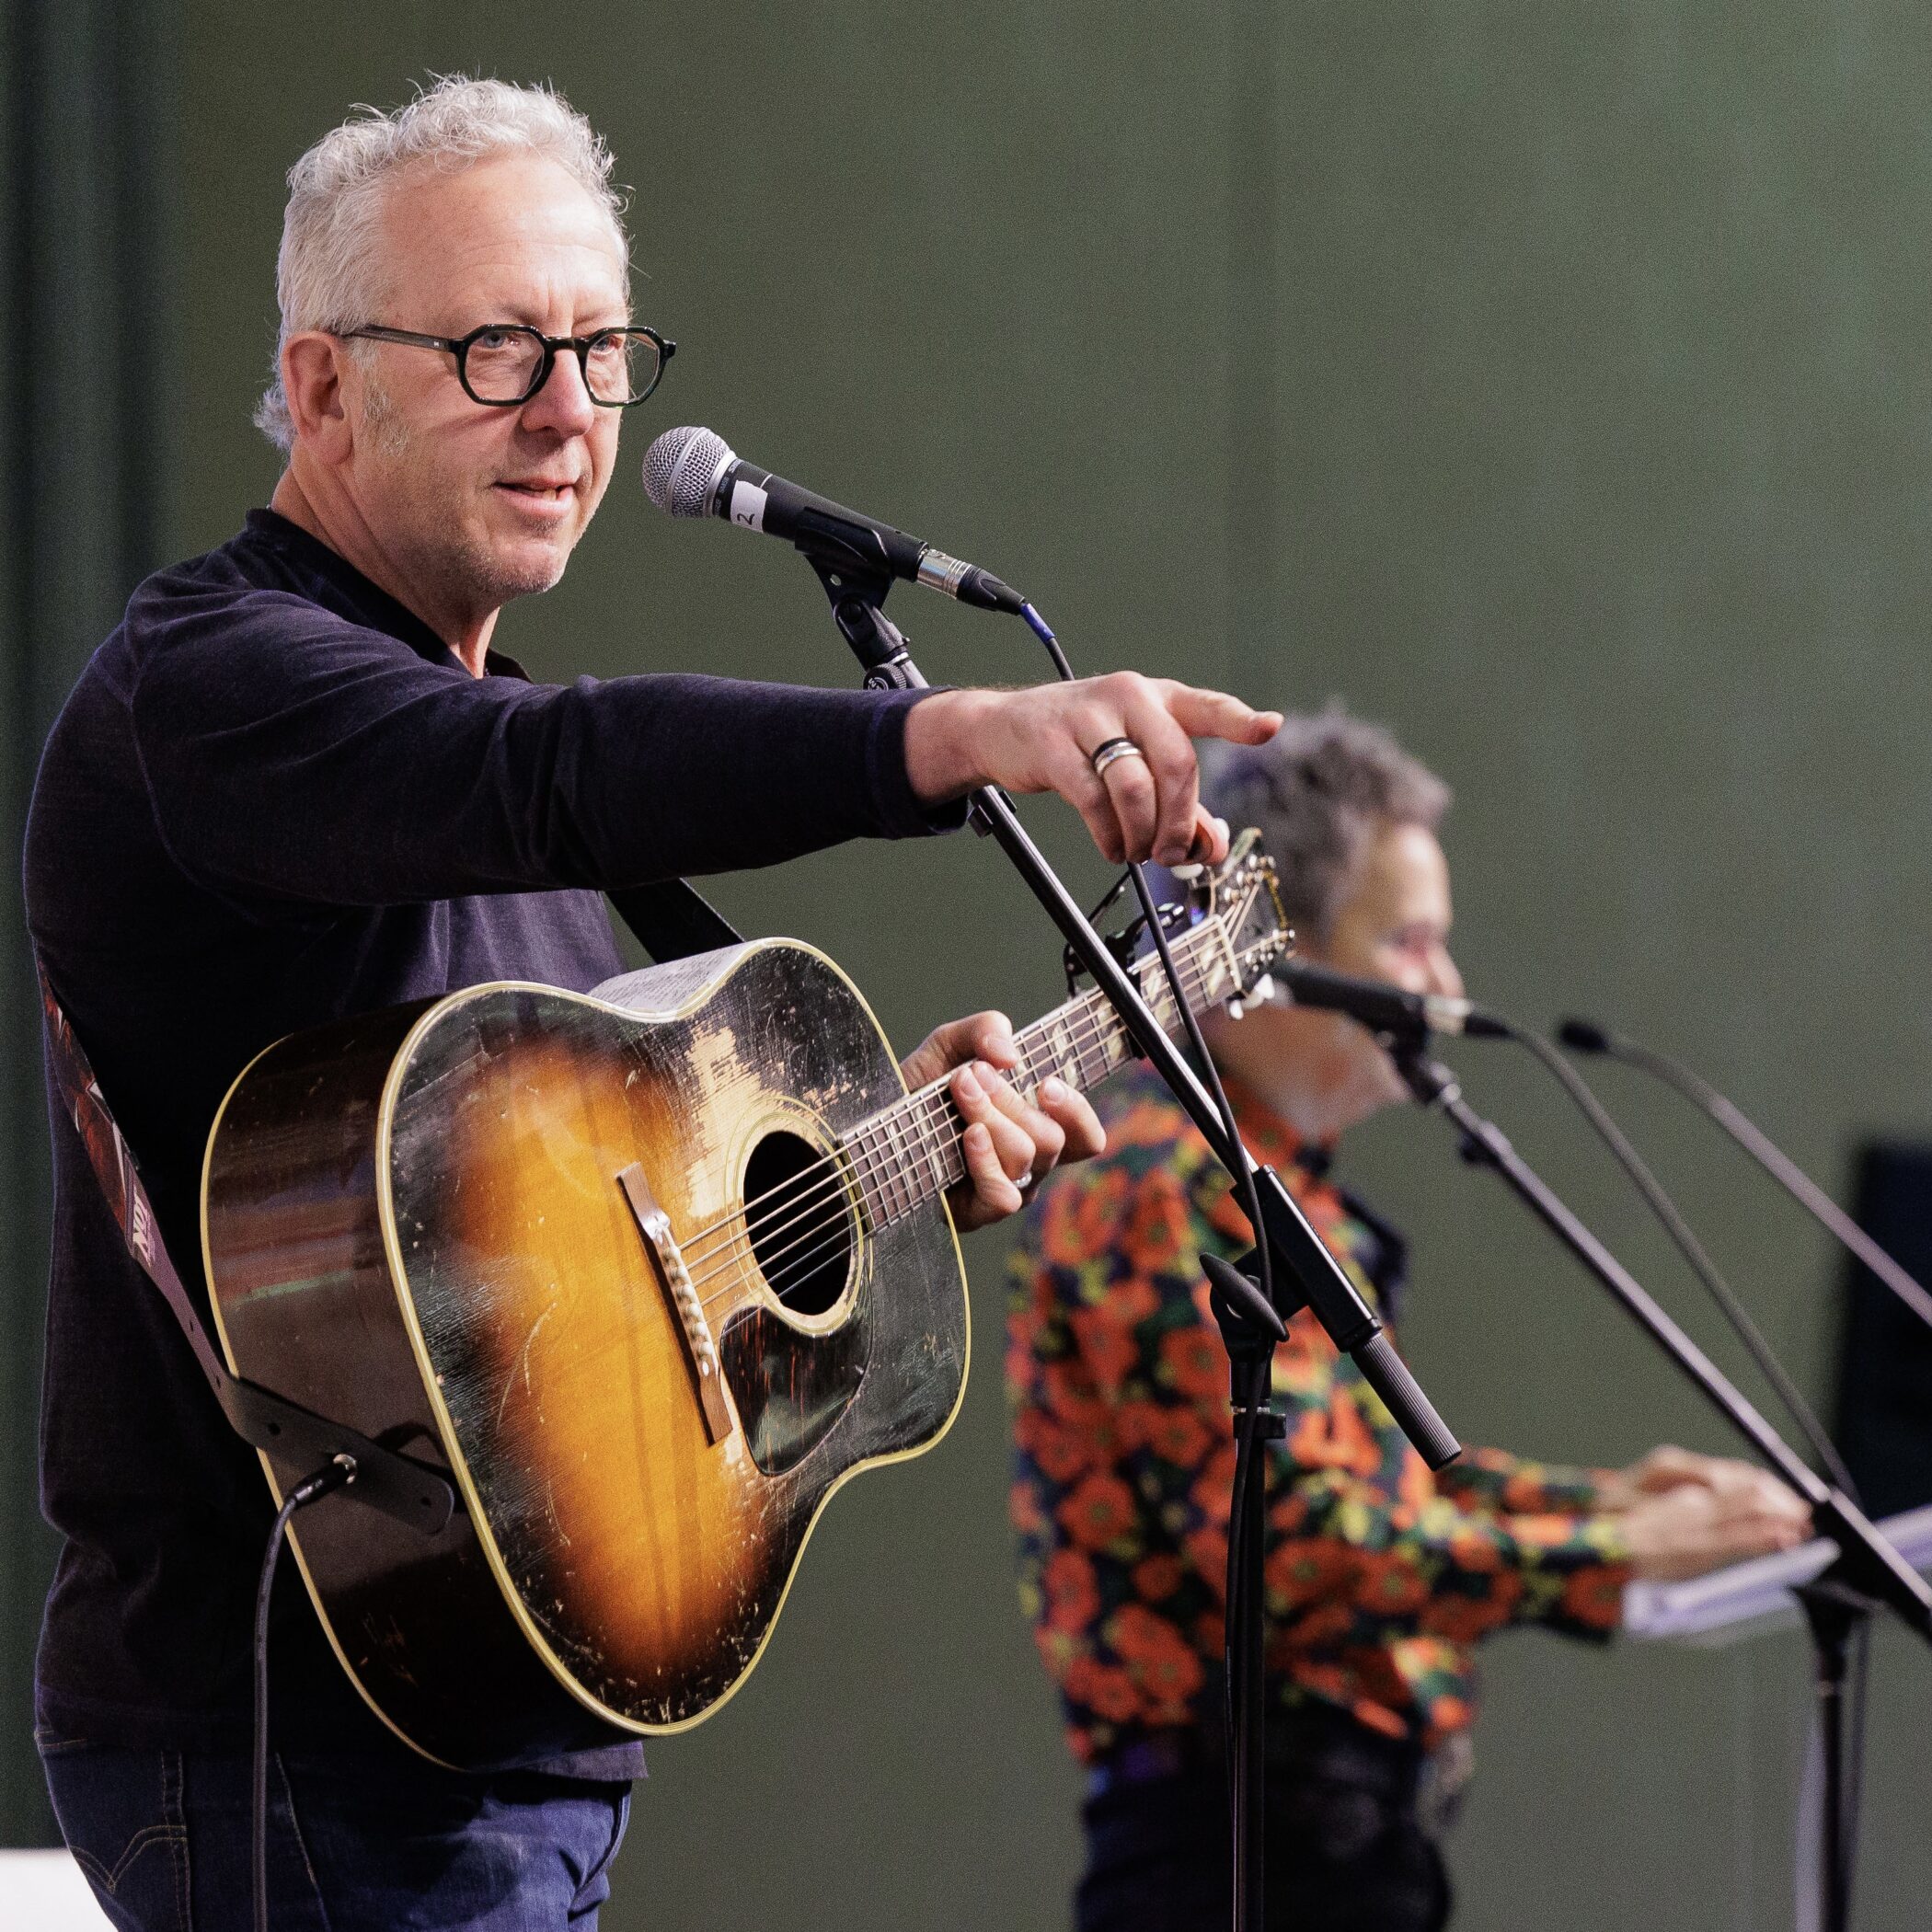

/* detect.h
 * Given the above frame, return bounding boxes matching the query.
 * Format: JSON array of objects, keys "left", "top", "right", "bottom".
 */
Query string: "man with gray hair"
[
  {"left": 24, "top": 75, "right": 1281, "bottom": 1929},
  {"left": 1006, "top": 709, "right": 1807, "bottom": 1932}
]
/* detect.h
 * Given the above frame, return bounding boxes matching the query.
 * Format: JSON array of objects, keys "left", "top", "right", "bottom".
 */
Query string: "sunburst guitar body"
[{"left": 200, "top": 839, "right": 1286, "bottom": 1767}]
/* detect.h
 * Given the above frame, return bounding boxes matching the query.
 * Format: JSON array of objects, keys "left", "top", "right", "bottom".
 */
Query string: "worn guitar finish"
[{"left": 201, "top": 845, "right": 1285, "bottom": 1768}]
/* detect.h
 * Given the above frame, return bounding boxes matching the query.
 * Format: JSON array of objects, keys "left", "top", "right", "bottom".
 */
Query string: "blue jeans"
[{"left": 37, "top": 1730, "right": 631, "bottom": 1930}]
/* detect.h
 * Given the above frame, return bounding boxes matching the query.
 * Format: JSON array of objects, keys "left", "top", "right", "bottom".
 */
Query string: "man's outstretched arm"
[{"left": 133, "top": 616, "right": 1279, "bottom": 907}]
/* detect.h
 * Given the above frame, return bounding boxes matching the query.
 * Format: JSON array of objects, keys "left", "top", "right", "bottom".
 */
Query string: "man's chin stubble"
[{"left": 446, "top": 520, "right": 574, "bottom": 608}]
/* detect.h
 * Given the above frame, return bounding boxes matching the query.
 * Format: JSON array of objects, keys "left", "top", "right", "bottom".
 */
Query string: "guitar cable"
[{"left": 252, "top": 1455, "right": 357, "bottom": 1932}]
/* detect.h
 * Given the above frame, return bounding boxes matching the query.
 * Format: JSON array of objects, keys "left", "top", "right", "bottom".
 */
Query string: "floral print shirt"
[{"left": 1006, "top": 1065, "right": 1631, "bottom": 1762}]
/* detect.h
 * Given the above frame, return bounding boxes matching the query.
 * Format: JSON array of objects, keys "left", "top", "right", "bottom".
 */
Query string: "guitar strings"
[
  {"left": 681, "top": 946, "right": 1233, "bottom": 1311},
  {"left": 664, "top": 922, "right": 1233, "bottom": 1282},
  {"left": 615, "top": 914, "right": 1243, "bottom": 1325},
  {"left": 730, "top": 958, "right": 1228, "bottom": 1305},
  {"left": 683, "top": 1007, "right": 1117, "bottom": 1311},
  {"left": 671, "top": 976, "right": 1133, "bottom": 1269},
  {"left": 684, "top": 985, "right": 1143, "bottom": 1281},
  {"left": 719, "top": 932, "right": 1256, "bottom": 1311},
  {"left": 673, "top": 999, "right": 1133, "bottom": 1315},
  {"left": 673, "top": 947, "right": 1230, "bottom": 1314},
  {"left": 673, "top": 937, "right": 1223, "bottom": 1280},
  {"left": 670, "top": 985, "right": 1128, "bottom": 1279},
  {"left": 680, "top": 986, "right": 1184, "bottom": 1314}
]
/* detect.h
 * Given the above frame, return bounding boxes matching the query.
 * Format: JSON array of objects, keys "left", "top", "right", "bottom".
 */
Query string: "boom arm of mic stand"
[
  {"left": 1593, "top": 1030, "right": 1932, "bottom": 1335},
  {"left": 820, "top": 571, "right": 1460, "bottom": 1469},
  {"left": 1398, "top": 1050, "right": 1932, "bottom": 1644}
]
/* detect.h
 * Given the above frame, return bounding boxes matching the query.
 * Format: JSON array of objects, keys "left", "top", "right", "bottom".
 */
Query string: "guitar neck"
[{"left": 845, "top": 914, "right": 1247, "bottom": 1229}]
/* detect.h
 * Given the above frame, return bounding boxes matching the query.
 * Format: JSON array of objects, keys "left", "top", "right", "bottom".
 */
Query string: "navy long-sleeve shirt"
[{"left": 23, "top": 508, "right": 960, "bottom": 1776}]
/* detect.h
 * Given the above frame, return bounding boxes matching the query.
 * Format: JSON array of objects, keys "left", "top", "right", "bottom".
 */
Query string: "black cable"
[
  {"left": 254, "top": 1458, "right": 355, "bottom": 1932},
  {"left": 1490, "top": 1015, "right": 1858, "bottom": 1500}
]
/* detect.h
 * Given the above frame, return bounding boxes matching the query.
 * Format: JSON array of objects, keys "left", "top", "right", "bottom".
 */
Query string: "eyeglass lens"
[{"left": 463, "top": 328, "right": 660, "bottom": 405}]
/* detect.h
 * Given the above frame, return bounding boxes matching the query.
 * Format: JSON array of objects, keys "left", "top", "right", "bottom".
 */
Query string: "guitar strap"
[
  {"left": 32, "top": 875, "right": 739, "bottom": 1531},
  {"left": 606, "top": 877, "right": 743, "bottom": 960}
]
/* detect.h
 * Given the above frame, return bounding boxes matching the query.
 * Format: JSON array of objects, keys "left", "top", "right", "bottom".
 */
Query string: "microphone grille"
[{"left": 642, "top": 425, "right": 735, "bottom": 519}]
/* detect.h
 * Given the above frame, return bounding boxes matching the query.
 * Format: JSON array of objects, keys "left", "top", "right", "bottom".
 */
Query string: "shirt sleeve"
[
  {"left": 1432, "top": 1443, "right": 1610, "bottom": 1515},
  {"left": 1259, "top": 1354, "right": 1631, "bottom": 1646},
  {"left": 129, "top": 600, "right": 961, "bottom": 908}
]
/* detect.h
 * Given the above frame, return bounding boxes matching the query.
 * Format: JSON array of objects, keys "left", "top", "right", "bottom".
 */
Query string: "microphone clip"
[
  {"left": 1060, "top": 869, "right": 1193, "bottom": 1000},
  {"left": 806, "top": 554, "right": 914, "bottom": 690}
]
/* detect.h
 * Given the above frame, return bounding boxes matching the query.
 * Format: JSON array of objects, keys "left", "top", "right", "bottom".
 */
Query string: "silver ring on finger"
[{"left": 1088, "top": 737, "right": 1146, "bottom": 779}]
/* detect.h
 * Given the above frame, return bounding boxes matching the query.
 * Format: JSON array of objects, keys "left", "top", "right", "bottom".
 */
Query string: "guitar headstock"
[
  {"left": 1076, "top": 834, "right": 1294, "bottom": 1018},
  {"left": 1183, "top": 829, "right": 1294, "bottom": 1005}
]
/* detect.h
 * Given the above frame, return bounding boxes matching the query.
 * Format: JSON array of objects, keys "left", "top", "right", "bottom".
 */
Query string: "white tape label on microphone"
[{"left": 729, "top": 482, "right": 768, "bottom": 533}]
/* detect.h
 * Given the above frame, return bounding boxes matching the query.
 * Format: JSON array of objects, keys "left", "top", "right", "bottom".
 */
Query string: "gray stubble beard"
[{"left": 361, "top": 373, "right": 579, "bottom": 614}]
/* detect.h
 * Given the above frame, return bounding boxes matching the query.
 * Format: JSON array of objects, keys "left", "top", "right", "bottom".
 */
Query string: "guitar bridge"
[{"left": 617, "top": 1164, "right": 733, "bottom": 1446}]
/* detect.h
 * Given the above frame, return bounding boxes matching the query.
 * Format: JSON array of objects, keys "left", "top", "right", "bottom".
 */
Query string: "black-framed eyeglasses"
[{"left": 339, "top": 322, "right": 675, "bottom": 407}]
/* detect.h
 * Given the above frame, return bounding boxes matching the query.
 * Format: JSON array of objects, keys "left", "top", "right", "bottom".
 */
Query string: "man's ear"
[{"left": 281, "top": 330, "right": 355, "bottom": 463}]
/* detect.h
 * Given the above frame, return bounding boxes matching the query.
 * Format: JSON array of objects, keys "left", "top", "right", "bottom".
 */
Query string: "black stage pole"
[
  {"left": 1795, "top": 1578, "right": 1872, "bottom": 1932},
  {"left": 1398, "top": 1051, "right": 1928, "bottom": 1932}
]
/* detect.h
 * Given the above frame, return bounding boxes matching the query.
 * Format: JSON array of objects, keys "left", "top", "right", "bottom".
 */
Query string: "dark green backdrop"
[{"left": 6, "top": 6, "right": 1932, "bottom": 1927}]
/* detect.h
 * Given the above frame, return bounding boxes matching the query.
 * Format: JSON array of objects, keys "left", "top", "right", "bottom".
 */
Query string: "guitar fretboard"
[{"left": 841, "top": 914, "right": 1249, "bottom": 1230}]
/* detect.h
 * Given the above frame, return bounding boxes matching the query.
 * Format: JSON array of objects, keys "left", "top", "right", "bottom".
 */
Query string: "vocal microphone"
[
  {"left": 642, "top": 426, "right": 1026, "bottom": 615},
  {"left": 1274, "top": 960, "right": 1506, "bottom": 1042}
]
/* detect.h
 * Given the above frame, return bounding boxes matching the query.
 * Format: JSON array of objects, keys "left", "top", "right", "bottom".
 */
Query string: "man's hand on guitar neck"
[
  {"left": 903, "top": 673, "right": 1282, "bottom": 868},
  {"left": 899, "top": 1010, "right": 1107, "bottom": 1231}
]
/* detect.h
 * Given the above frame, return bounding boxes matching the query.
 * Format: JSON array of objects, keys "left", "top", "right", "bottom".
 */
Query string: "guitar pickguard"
[{"left": 718, "top": 1303, "right": 867, "bottom": 1476}]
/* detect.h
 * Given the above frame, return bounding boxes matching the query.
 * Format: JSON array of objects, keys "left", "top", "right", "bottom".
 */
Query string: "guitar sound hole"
[{"left": 743, "top": 1130, "right": 853, "bottom": 1317}]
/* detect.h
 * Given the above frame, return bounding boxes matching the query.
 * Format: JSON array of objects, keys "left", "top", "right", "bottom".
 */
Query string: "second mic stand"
[{"left": 1397, "top": 1049, "right": 1920, "bottom": 1932}]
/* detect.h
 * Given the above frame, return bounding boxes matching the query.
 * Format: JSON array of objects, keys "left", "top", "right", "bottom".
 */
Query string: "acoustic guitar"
[{"left": 201, "top": 837, "right": 1288, "bottom": 1768}]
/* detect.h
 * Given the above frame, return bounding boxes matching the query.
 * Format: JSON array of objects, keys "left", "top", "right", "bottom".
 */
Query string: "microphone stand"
[
  {"left": 1203, "top": 1252, "right": 1289, "bottom": 1932},
  {"left": 1559, "top": 1023, "right": 1932, "bottom": 1334},
  {"left": 1397, "top": 1048, "right": 1932, "bottom": 1932},
  {"left": 801, "top": 554, "right": 1460, "bottom": 1932}
]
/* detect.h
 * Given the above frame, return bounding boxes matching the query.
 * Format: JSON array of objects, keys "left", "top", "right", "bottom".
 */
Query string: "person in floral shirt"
[{"left": 1006, "top": 711, "right": 1810, "bottom": 1932}]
